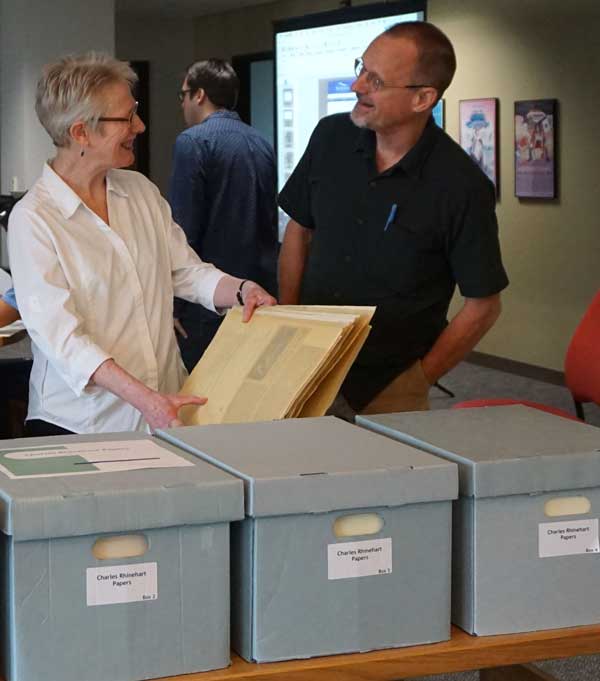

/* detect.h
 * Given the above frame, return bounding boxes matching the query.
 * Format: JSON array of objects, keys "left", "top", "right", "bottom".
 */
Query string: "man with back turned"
[{"left": 170, "top": 59, "right": 278, "bottom": 371}]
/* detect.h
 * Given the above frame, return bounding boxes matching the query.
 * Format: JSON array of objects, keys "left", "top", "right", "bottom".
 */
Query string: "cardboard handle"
[
  {"left": 544, "top": 496, "right": 591, "bottom": 517},
  {"left": 92, "top": 534, "right": 149, "bottom": 560},
  {"left": 333, "top": 513, "right": 384, "bottom": 538}
]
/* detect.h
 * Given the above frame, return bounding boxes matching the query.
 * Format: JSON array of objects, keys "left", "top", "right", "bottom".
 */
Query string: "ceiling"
[{"left": 116, "top": 0, "right": 276, "bottom": 18}]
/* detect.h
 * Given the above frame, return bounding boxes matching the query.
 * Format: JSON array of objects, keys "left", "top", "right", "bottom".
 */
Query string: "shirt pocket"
[{"left": 366, "top": 219, "right": 442, "bottom": 295}]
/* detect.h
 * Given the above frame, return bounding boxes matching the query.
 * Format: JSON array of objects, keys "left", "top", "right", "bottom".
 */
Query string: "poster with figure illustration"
[
  {"left": 515, "top": 99, "right": 557, "bottom": 199},
  {"left": 459, "top": 98, "right": 498, "bottom": 195}
]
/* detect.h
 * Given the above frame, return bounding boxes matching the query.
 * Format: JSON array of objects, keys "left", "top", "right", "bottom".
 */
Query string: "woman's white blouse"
[{"left": 8, "top": 163, "right": 226, "bottom": 433}]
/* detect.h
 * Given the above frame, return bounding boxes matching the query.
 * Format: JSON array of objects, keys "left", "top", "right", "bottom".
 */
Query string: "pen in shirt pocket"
[{"left": 383, "top": 203, "right": 398, "bottom": 232}]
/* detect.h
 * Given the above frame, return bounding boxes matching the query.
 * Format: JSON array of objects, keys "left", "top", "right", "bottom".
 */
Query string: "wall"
[
  {"left": 115, "top": 1, "right": 343, "bottom": 194},
  {"left": 0, "top": 0, "right": 114, "bottom": 267},
  {"left": 0, "top": 0, "right": 115, "bottom": 193},
  {"left": 115, "top": 15, "right": 195, "bottom": 194},
  {"left": 187, "top": 0, "right": 599, "bottom": 372},
  {"left": 191, "top": 0, "right": 339, "bottom": 58},
  {"left": 434, "top": 0, "right": 600, "bottom": 369}
]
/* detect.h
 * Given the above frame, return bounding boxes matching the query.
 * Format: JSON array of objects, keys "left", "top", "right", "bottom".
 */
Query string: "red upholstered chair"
[
  {"left": 452, "top": 398, "right": 581, "bottom": 422},
  {"left": 452, "top": 290, "right": 600, "bottom": 422},
  {"left": 564, "top": 290, "right": 600, "bottom": 419}
]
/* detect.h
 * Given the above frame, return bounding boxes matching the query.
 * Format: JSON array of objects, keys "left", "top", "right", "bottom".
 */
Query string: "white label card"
[
  {"left": 86, "top": 562, "right": 158, "bottom": 606},
  {"left": 539, "top": 519, "right": 600, "bottom": 558},
  {"left": 328, "top": 538, "right": 392, "bottom": 580},
  {"left": 0, "top": 440, "right": 194, "bottom": 479}
]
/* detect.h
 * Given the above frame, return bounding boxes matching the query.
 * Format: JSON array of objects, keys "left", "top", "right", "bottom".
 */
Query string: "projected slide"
[{"left": 276, "top": 9, "right": 423, "bottom": 224}]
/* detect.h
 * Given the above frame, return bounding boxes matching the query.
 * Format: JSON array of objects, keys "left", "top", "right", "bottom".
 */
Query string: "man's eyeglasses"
[
  {"left": 98, "top": 101, "right": 139, "bottom": 126},
  {"left": 177, "top": 89, "right": 192, "bottom": 103},
  {"left": 353, "top": 58, "right": 432, "bottom": 92}
]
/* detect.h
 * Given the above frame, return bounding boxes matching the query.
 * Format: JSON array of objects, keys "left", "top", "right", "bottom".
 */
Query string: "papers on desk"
[
  {"left": 0, "top": 319, "right": 25, "bottom": 337},
  {"left": 179, "top": 304, "right": 375, "bottom": 425}
]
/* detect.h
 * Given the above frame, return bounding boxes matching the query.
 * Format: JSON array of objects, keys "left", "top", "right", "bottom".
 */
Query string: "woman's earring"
[{"left": 80, "top": 147, "right": 85, "bottom": 157}]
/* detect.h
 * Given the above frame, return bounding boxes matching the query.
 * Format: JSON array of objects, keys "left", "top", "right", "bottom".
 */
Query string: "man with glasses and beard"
[{"left": 278, "top": 22, "right": 508, "bottom": 416}]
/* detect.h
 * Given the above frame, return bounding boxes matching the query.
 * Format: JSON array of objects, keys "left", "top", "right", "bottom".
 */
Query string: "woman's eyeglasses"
[{"left": 98, "top": 101, "right": 139, "bottom": 126}]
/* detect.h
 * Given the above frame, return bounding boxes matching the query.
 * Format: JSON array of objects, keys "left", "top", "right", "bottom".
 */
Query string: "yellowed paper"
[
  {"left": 179, "top": 305, "right": 375, "bottom": 426},
  {"left": 297, "top": 325, "right": 371, "bottom": 418}
]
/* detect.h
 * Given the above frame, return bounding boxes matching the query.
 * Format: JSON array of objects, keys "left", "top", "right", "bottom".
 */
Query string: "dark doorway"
[{"left": 232, "top": 51, "right": 274, "bottom": 147}]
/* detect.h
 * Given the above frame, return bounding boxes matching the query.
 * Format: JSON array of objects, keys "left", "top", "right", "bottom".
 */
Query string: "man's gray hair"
[
  {"left": 382, "top": 22, "right": 456, "bottom": 102},
  {"left": 35, "top": 52, "right": 138, "bottom": 148}
]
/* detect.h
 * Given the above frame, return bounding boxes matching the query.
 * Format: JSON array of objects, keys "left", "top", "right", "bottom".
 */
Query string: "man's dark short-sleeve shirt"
[{"left": 278, "top": 113, "right": 508, "bottom": 408}]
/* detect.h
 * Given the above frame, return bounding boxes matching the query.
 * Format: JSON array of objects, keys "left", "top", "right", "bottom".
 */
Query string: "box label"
[
  {"left": 539, "top": 519, "right": 600, "bottom": 558},
  {"left": 328, "top": 538, "right": 392, "bottom": 580},
  {"left": 0, "top": 440, "right": 194, "bottom": 479},
  {"left": 86, "top": 562, "right": 158, "bottom": 606}
]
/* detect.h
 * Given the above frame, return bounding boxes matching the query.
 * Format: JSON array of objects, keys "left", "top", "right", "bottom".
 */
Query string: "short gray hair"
[
  {"left": 35, "top": 52, "right": 138, "bottom": 148},
  {"left": 382, "top": 22, "right": 456, "bottom": 102}
]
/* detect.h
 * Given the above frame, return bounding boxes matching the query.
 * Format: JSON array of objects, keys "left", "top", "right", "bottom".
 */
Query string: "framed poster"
[
  {"left": 514, "top": 99, "right": 557, "bottom": 199},
  {"left": 432, "top": 99, "right": 445, "bottom": 129},
  {"left": 459, "top": 98, "right": 498, "bottom": 194}
]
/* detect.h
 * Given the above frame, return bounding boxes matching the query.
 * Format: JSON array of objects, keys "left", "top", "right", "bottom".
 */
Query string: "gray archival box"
[
  {"left": 158, "top": 416, "right": 458, "bottom": 662},
  {"left": 358, "top": 405, "right": 600, "bottom": 635},
  {"left": 0, "top": 432, "right": 243, "bottom": 681}
]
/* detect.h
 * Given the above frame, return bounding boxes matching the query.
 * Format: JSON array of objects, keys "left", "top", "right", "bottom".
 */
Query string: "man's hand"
[
  {"left": 420, "top": 294, "right": 502, "bottom": 384},
  {"left": 238, "top": 281, "right": 277, "bottom": 322},
  {"left": 174, "top": 317, "right": 188, "bottom": 339}
]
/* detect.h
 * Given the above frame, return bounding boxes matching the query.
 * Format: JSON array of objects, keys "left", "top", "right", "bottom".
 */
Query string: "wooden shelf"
[{"left": 151, "top": 624, "right": 600, "bottom": 681}]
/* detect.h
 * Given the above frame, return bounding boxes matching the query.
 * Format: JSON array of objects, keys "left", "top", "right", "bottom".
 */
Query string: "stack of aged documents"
[
  {"left": 0, "top": 320, "right": 26, "bottom": 347},
  {"left": 178, "top": 305, "right": 375, "bottom": 425}
]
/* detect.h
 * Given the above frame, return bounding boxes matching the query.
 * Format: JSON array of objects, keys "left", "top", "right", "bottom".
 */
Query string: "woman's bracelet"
[{"left": 236, "top": 279, "right": 250, "bottom": 306}]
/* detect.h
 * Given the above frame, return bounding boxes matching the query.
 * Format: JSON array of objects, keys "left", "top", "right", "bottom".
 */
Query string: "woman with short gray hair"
[
  {"left": 8, "top": 52, "right": 276, "bottom": 436},
  {"left": 35, "top": 53, "right": 138, "bottom": 149}
]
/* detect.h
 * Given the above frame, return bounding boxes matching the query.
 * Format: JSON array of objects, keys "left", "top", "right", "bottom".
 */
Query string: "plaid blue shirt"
[{"left": 169, "top": 111, "right": 278, "bottom": 320}]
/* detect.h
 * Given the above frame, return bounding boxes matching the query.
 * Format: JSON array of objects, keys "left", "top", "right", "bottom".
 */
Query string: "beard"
[
  {"left": 350, "top": 109, "right": 367, "bottom": 128},
  {"left": 350, "top": 94, "right": 377, "bottom": 130},
  {"left": 350, "top": 102, "right": 370, "bottom": 129}
]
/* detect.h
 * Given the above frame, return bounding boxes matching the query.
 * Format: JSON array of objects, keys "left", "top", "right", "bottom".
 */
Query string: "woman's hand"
[
  {"left": 213, "top": 276, "right": 277, "bottom": 321},
  {"left": 91, "top": 358, "right": 206, "bottom": 430},
  {"left": 140, "top": 392, "right": 207, "bottom": 430},
  {"left": 238, "top": 280, "right": 277, "bottom": 322}
]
